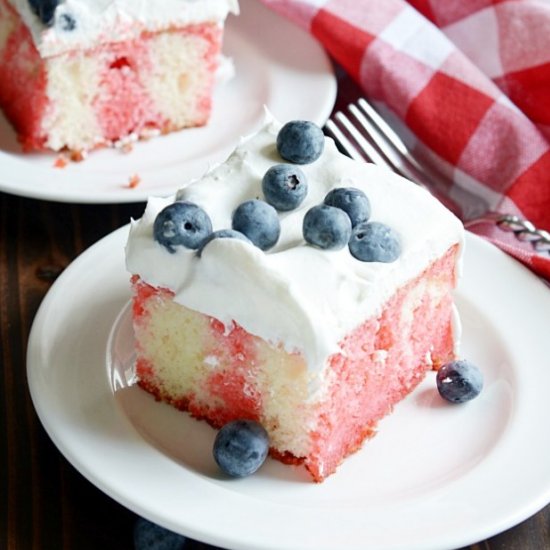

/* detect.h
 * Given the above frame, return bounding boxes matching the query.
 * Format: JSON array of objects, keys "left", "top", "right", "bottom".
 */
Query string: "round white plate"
[
  {"left": 0, "top": 0, "right": 336, "bottom": 204},
  {"left": 27, "top": 230, "right": 550, "bottom": 550}
]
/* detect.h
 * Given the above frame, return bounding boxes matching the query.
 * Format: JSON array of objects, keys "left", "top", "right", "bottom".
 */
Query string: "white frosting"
[
  {"left": 126, "top": 117, "right": 464, "bottom": 372},
  {"left": 8, "top": 0, "right": 238, "bottom": 57}
]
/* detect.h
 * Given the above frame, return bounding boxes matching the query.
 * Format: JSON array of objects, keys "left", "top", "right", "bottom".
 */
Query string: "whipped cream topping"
[
  {"left": 126, "top": 117, "right": 464, "bottom": 373},
  {"left": 8, "top": 0, "right": 239, "bottom": 57}
]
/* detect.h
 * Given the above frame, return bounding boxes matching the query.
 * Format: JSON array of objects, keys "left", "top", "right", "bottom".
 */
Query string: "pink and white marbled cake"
[
  {"left": 126, "top": 118, "right": 464, "bottom": 481},
  {"left": 0, "top": 0, "right": 237, "bottom": 154}
]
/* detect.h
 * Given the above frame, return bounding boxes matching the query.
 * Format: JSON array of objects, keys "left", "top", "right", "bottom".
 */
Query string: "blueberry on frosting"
[
  {"left": 276, "top": 120, "right": 324, "bottom": 164},
  {"left": 28, "top": 0, "right": 61, "bottom": 26},
  {"left": 197, "top": 229, "right": 251, "bottom": 257},
  {"left": 153, "top": 201, "right": 212, "bottom": 253},
  {"left": 324, "top": 187, "right": 371, "bottom": 228},
  {"left": 262, "top": 164, "right": 308, "bottom": 212},
  {"left": 57, "top": 11, "right": 77, "bottom": 31},
  {"left": 348, "top": 221, "right": 401, "bottom": 263},
  {"left": 303, "top": 204, "right": 352, "bottom": 250},
  {"left": 232, "top": 199, "right": 280, "bottom": 251}
]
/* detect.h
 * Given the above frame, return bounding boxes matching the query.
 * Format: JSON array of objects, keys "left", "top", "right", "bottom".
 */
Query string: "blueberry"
[
  {"left": 213, "top": 419, "right": 269, "bottom": 478},
  {"left": 348, "top": 222, "right": 401, "bottom": 262},
  {"left": 197, "top": 229, "right": 251, "bottom": 257},
  {"left": 28, "top": 0, "right": 59, "bottom": 26},
  {"left": 303, "top": 204, "right": 352, "bottom": 250},
  {"left": 153, "top": 201, "right": 212, "bottom": 253},
  {"left": 324, "top": 187, "right": 371, "bottom": 227},
  {"left": 276, "top": 120, "right": 324, "bottom": 164},
  {"left": 436, "top": 360, "right": 483, "bottom": 404},
  {"left": 262, "top": 164, "right": 308, "bottom": 211},
  {"left": 57, "top": 12, "right": 76, "bottom": 31},
  {"left": 232, "top": 199, "right": 280, "bottom": 250},
  {"left": 133, "top": 517, "right": 186, "bottom": 550}
]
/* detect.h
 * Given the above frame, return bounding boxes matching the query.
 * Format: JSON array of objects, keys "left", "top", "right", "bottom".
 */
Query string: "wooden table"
[{"left": 1, "top": 116, "right": 549, "bottom": 549}]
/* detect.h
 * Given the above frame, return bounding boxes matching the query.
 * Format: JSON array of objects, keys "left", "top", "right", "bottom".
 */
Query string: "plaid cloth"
[{"left": 260, "top": 0, "right": 550, "bottom": 280}]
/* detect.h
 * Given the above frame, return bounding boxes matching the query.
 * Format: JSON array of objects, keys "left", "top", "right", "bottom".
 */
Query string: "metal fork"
[{"left": 325, "top": 98, "right": 550, "bottom": 254}]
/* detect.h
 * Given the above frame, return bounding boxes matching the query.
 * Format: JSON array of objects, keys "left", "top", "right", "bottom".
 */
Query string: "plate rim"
[{"left": 26, "top": 228, "right": 550, "bottom": 550}]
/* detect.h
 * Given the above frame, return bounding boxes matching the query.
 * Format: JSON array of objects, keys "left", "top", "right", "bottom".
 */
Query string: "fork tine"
[
  {"left": 324, "top": 119, "right": 364, "bottom": 162},
  {"left": 333, "top": 111, "right": 394, "bottom": 170},
  {"left": 356, "top": 98, "right": 417, "bottom": 166},
  {"left": 324, "top": 99, "right": 430, "bottom": 189},
  {"left": 350, "top": 99, "right": 465, "bottom": 210},
  {"left": 347, "top": 103, "right": 400, "bottom": 167},
  {"left": 325, "top": 98, "right": 550, "bottom": 254},
  {"left": 349, "top": 102, "right": 432, "bottom": 188},
  {"left": 355, "top": 100, "right": 497, "bottom": 218},
  {"left": 327, "top": 100, "right": 463, "bottom": 217}
]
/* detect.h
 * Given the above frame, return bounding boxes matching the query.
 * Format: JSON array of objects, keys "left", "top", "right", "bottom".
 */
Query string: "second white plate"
[
  {"left": 0, "top": 0, "right": 336, "bottom": 204},
  {"left": 27, "top": 229, "right": 550, "bottom": 550}
]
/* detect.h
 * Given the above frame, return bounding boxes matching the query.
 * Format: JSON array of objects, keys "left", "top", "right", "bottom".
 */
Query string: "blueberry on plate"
[
  {"left": 262, "top": 164, "right": 308, "bottom": 211},
  {"left": 303, "top": 204, "right": 352, "bottom": 250},
  {"left": 197, "top": 229, "right": 251, "bottom": 257},
  {"left": 134, "top": 517, "right": 186, "bottom": 550},
  {"left": 213, "top": 419, "right": 269, "bottom": 478},
  {"left": 324, "top": 187, "right": 371, "bottom": 227},
  {"left": 28, "top": 0, "right": 60, "bottom": 26},
  {"left": 232, "top": 199, "right": 280, "bottom": 250},
  {"left": 153, "top": 201, "right": 212, "bottom": 253},
  {"left": 348, "top": 221, "right": 401, "bottom": 262},
  {"left": 276, "top": 120, "right": 325, "bottom": 164},
  {"left": 436, "top": 360, "right": 483, "bottom": 404}
]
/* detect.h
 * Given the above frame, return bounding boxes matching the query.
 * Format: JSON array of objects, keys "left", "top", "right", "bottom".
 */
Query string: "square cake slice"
[
  {"left": 125, "top": 116, "right": 464, "bottom": 482},
  {"left": 0, "top": 0, "right": 237, "bottom": 154}
]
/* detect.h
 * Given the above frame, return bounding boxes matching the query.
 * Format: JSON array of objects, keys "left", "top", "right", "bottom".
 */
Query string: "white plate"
[
  {"left": 0, "top": 0, "right": 336, "bottom": 204},
  {"left": 27, "top": 230, "right": 550, "bottom": 550}
]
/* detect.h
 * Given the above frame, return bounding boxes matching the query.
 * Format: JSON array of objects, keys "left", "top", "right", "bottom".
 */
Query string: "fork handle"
[{"left": 466, "top": 214, "right": 550, "bottom": 253}]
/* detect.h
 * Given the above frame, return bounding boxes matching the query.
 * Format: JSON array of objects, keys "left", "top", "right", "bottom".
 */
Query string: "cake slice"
[
  {"left": 0, "top": 0, "right": 238, "bottom": 154},
  {"left": 125, "top": 116, "right": 464, "bottom": 482}
]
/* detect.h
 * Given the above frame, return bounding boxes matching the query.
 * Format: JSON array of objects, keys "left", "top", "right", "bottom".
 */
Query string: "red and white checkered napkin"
[{"left": 260, "top": 0, "right": 550, "bottom": 280}]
